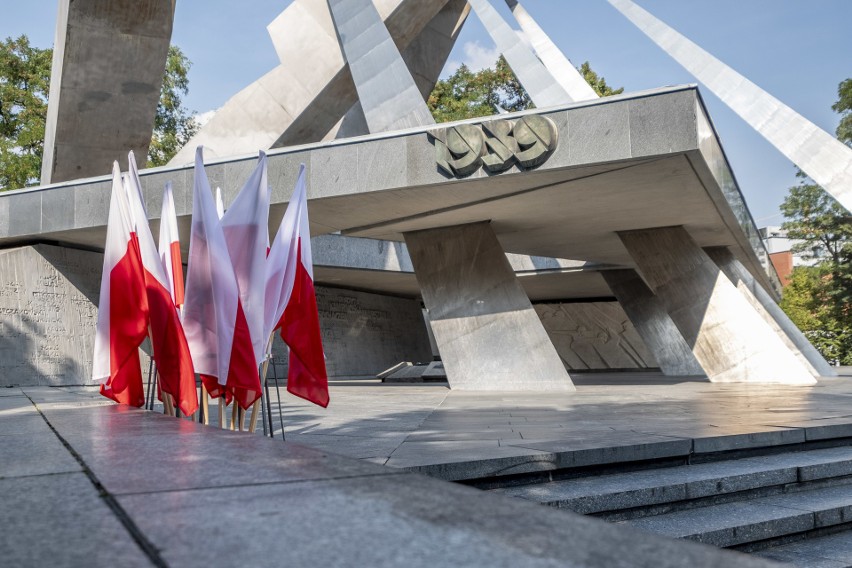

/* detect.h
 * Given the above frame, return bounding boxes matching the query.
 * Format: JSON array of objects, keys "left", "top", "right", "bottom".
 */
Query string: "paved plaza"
[{"left": 0, "top": 380, "right": 788, "bottom": 568}]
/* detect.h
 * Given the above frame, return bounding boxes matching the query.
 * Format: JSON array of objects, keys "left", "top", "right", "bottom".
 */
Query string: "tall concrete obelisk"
[
  {"left": 608, "top": 0, "right": 852, "bottom": 214},
  {"left": 467, "top": 0, "right": 571, "bottom": 107},
  {"left": 505, "top": 0, "right": 598, "bottom": 102}
]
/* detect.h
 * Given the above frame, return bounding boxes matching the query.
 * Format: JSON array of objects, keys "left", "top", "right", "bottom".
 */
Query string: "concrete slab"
[
  {"left": 0, "top": 473, "right": 152, "bottom": 567},
  {"left": 39, "top": 406, "right": 396, "bottom": 495},
  {"left": 116, "top": 472, "right": 776, "bottom": 568}
]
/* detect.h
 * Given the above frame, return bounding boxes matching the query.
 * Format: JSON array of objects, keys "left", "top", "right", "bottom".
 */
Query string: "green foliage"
[
  {"left": 147, "top": 45, "right": 198, "bottom": 167},
  {"left": 428, "top": 56, "right": 532, "bottom": 123},
  {"left": 780, "top": 267, "right": 852, "bottom": 365},
  {"left": 779, "top": 77, "right": 852, "bottom": 365},
  {"left": 834, "top": 78, "right": 852, "bottom": 146},
  {"left": 428, "top": 58, "right": 621, "bottom": 123},
  {"left": 0, "top": 36, "right": 52, "bottom": 190},
  {"left": 0, "top": 37, "right": 196, "bottom": 189},
  {"left": 578, "top": 61, "right": 624, "bottom": 97}
]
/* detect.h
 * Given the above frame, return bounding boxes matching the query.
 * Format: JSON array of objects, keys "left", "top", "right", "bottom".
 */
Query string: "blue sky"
[{"left": 3, "top": 1, "right": 850, "bottom": 226}]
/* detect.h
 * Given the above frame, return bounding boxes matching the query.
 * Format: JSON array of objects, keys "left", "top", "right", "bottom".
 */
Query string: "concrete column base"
[
  {"left": 602, "top": 269, "right": 705, "bottom": 376},
  {"left": 618, "top": 226, "right": 815, "bottom": 385},
  {"left": 404, "top": 222, "right": 575, "bottom": 391},
  {"left": 705, "top": 247, "right": 836, "bottom": 378}
]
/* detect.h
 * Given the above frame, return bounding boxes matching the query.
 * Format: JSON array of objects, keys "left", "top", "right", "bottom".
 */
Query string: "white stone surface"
[
  {"left": 620, "top": 226, "right": 816, "bottom": 385},
  {"left": 535, "top": 302, "right": 657, "bottom": 371},
  {"left": 405, "top": 221, "right": 575, "bottom": 391},
  {"left": 0, "top": 245, "right": 102, "bottom": 386}
]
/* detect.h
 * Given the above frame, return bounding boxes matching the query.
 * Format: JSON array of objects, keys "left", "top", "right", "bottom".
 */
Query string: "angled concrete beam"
[
  {"left": 620, "top": 226, "right": 815, "bottom": 385},
  {"left": 705, "top": 247, "right": 836, "bottom": 377},
  {"left": 331, "top": 0, "right": 470, "bottom": 140},
  {"left": 404, "top": 222, "right": 575, "bottom": 391},
  {"left": 169, "top": 0, "right": 451, "bottom": 164},
  {"left": 601, "top": 269, "right": 704, "bottom": 376},
  {"left": 608, "top": 0, "right": 852, "bottom": 213},
  {"left": 42, "top": 0, "right": 175, "bottom": 184},
  {"left": 467, "top": 0, "right": 572, "bottom": 108},
  {"left": 326, "top": 0, "right": 435, "bottom": 133},
  {"left": 505, "top": 0, "right": 598, "bottom": 102}
]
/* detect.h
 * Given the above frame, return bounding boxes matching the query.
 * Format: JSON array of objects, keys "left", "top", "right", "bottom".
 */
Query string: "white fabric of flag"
[
  {"left": 183, "top": 147, "right": 241, "bottom": 384},
  {"left": 264, "top": 163, "right": 307, "bottom": 341},
  {"left": 220, "top": 152, "right": 270, "bottom": 365}
]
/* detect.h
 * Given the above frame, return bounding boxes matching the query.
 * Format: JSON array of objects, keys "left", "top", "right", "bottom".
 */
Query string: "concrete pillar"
[
  {"left": 404, "top": 222, "right": 575, "bottom": 391},
  {"left": 601, "top": 269, "right": 705, "bottom": 376},
  {"left": 618, "top": 226, "right": 815, "bottom": 385},
  {"left": 705, "top": 247, "right": 836, "bottom": 377}
]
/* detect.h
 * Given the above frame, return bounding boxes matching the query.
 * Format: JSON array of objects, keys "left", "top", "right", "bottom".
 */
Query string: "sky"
[{"left": 3, "top": 0, "right": 850, "bottom": 226}]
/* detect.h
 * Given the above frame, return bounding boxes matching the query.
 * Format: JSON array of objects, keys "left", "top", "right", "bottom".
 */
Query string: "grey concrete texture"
[
  {"left": 0, "top": 87, "right": 776, "bottom": 302},
  {"left": 619, "top": 226, "right": 815, "bottom": 384},
  {"left": 327, "top": 0, "right": 435, "bottom": 133},
  {"left": 706, "top": 246, "right": 836, "bottom": 377},
  {"left": 41, "top": 0, "right": 174, "bottom": 184},
  {"left": 0, "top": 245, "right": 102, "bottom": 387},
  {"left": 601, "top": 268, "right": 704, "bottom": 376},
  {"left": 534, "top": 301, "right": 659, "bottom": 371},
  {"left": 172, "top": 0, "right": 454, "bottom": 163},
  {"left": 1, "top": 387, "right": 780, "bottom": 568},
  {"left": 757, "top": 530, "right": 852, "bottom": 567},
  {"left": 624, "top": 499, "right": 815, "bottom": 548},
  {"left": 404, "top": 221, "right": 575, "bottom": 390},
  {"left": 0, "top": 473, "right": 152, "bottom": 567}
]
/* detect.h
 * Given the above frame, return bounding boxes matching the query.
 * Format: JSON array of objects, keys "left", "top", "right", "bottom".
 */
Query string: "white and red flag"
[
  {"left": 183, "top": 147, "right": 259, "bottom": 410},
  {"left": 265, "top": 164, "right": 329, "bottom": 408},
  {"left": 158, "top": 182, "right": 184, "bottom": 308},
  {"left": 92, "top": 162, "right": 149, "bottom": 407},
  {"left": 125, "top": 153, "right": 198, "bottom": 416}
]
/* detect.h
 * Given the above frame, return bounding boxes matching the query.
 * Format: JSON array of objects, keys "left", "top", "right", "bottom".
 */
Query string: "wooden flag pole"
[
  {"left": 248, "top": 357, "right": 271, "bottom": 433},
  {"left": 230, "top": 401, "right": 238, "bottom": 431},
  {"left": 249, "top": 334, "right": 276, "bottom": 434},
  {"left": 201, "top": 384, "right": 210, "bottom": 425},
  {"left": 218, "top": 397, "right": 225, "bottom": 429}
]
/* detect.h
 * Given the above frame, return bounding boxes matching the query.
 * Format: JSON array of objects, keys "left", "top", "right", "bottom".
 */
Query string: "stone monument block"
[{"left": 0, "top": 245, "right": 102, "bottom": 386}]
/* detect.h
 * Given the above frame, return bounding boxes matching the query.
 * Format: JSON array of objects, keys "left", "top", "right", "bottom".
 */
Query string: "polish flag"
[
  {"left": 158, "top": 182, "right": 184, "bottom": 308},
  {"left": 92, "top": 162, "right": 149, "bottom": 407},
  {"left": 219, "top": 152, "right": 268, "bottom": 407},
  {"left": 265, "top": 164, "right": 329, "bottom": 408},
  {"left": 183, "top": 147, "right": 260, "bottom": 410},
  {"left": 125, "top": 153, "right": 198, "bottom": 416}
]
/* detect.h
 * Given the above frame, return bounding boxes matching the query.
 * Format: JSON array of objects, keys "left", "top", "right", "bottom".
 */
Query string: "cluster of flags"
[{"left": 92, "top": 147, "right": 329, "bottom": 418}]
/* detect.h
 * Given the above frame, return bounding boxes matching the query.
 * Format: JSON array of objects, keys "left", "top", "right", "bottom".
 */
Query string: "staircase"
[{"left": 485, "top": 445, "right": 852, "bottom": 566}]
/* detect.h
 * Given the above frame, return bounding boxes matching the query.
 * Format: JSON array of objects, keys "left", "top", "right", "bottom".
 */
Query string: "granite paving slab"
[
  {"left": 116, "top": 472, "right": 779, "bottom": 568},
  {"left": 624, "top": 500, "right": 815, "bottom": 547},
  {"left": 759, "top": 484, "right": 852, "bottom": 528},
  {"left": 756, "top": 530, "right": 852, "bottom": 567},
  {"left": 0, "top": 472, "right": 152, "bottom": 567},
  {"left": 0, "top": 431, "right": 82, "bottom": 478},
  {"left": 494, "top": 456, "right": 800, "bottom": 513},
  {"left": 41, "top": 405, "right": 399, "bottom": 495}
]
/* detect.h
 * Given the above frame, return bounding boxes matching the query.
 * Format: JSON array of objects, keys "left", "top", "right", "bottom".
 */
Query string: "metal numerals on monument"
[{"left": 430, "top": 114, "right": 558, "bottom": 177}]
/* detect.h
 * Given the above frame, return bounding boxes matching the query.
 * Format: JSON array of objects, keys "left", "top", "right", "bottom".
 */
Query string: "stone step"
[
  {"left": 491, "top": 446, "right": 852, "bottom": 515},
  {"left": 755, "top": 530, "right": 852, "bottom": 567},
  {"left": 624, "top": 483, "right": 852, "bottom": 548}
]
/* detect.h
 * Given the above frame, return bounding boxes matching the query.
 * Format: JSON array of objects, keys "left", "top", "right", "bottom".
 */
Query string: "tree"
[
  {"left": 578, "top": 62, "right": 624, "bottom": 97},
  {"left": 147, "top": 45, "right": 198, "bottom": 167},
  {"left": 428, "top": 57, "right": 621, "bottom": 123},
  {"left": 0, "top": 36, "right": 197, "bottom": 190},
  {"left": 779, "top": 77, "right": 852, "bottom": 365},
  {"left": 0, "top": 35, "right": 52, "bottom": 190},
  {"left": 834, "top": 78, "right": 851, "bottom": 147}
]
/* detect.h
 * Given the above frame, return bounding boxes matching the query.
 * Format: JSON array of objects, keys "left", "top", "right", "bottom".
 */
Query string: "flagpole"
[
  {"left": 218, "top": 397, "right": 225, "bottom": 429},
  {"left": 200, "top": 384, "right": 209, "bottom": 425},
  {"left": 249, "top": 333, "right": 275, "bottom": 434}
]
